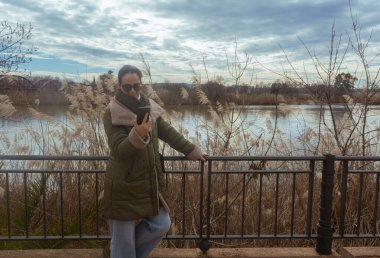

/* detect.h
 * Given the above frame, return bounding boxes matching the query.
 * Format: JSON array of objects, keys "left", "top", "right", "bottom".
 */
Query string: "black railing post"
[
  {"left": 199, "top": 159, "right": 211, "bottom": 253},
  {"left": 316, "top": 153, "right": 335, "bottom": 255},
  {"left": 199, "top": 159, "right": 208, "bottom": 252}
]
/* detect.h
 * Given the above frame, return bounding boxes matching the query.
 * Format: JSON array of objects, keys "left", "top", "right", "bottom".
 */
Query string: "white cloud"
[
  {"left": 25, "top": 54, "right": 52, "bottom": 60},
  {"left": 1, "top": 0, "right": 379, "bottom": 83}
]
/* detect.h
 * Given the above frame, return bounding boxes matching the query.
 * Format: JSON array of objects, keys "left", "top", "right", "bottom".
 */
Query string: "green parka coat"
[{"left": 103, "top": 92, "right": 201, "bottom": 221}]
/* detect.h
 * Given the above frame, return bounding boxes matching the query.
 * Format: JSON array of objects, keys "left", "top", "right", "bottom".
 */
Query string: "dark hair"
[{"left": 117, "top": 65, "right": 143, "bottom": 84}]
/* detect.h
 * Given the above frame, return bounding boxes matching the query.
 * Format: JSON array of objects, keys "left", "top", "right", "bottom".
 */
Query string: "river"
[{"left": 1, "top": 104, "right": 380, "bottom": 155}]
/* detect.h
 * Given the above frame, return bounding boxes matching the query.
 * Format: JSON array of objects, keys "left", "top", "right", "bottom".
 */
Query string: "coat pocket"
[{"left": 127, "top": 156, "right": 150, "bottom": 181}]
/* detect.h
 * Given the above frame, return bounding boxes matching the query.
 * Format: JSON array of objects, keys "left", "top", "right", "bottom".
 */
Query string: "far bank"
[{"left": 3, "top": 87, "right": 380, "bottom": 106}]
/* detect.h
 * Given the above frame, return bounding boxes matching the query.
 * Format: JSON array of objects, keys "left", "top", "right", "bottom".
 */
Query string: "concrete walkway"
[
  {"left": 340, "top": 247, "right": 380, "bottom": 258},
  {"left": 0, "top": 247, "right": 378, "bottom": 257},
  {"left": 151, "top": 248, "right": 340, "bottom": 257}
]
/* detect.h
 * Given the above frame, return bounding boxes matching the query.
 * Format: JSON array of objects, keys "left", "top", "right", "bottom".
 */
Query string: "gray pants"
[{"left": 108, "top": 208, "right": 171, "bottom": 258}]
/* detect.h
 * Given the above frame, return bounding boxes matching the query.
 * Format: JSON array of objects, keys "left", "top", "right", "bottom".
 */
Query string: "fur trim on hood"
[{"left": 108, "top": 97, "right": 165, "bottom": 126}]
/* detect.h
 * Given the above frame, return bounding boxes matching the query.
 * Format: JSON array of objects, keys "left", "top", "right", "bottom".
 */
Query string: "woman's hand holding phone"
[{"left": 134, "top": 113, "right": 151, "bottom": 139}]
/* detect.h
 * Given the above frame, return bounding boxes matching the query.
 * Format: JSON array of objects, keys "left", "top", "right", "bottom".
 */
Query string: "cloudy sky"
[{"left": 1, "top": 0, "right": 380, "bottom": 84}]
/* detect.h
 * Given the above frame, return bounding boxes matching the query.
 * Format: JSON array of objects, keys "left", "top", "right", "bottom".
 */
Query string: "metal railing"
[{"left": 0, "top": 154, "right": 379, "bottom": 254}]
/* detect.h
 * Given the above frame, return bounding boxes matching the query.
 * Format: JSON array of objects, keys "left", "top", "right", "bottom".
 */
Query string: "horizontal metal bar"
[
  {"left": 0, "top": 235, "right": 205, "bottom": 241},
  {"left": 208, "top": 170, "right": 312, "bottom": 174},
  {"left": 1, "top": 169, "right": 105, "bottom": 174},
  {"left": 204, "top": 156, "right": 325, "bottom": 161},
  {"left": 164, "top": 170, "right": 201, "bottom": 174},
  {"left": 161, "top": 156, "right": 194, "bottom": 161},
  {"left": 202, "top": 234, "right": 317, "bottom": 240},
  {"left": 348, "top": 170, "right": 380, "bottom": 174},
  {"left": 164, "top": 156, "right": 324, "bottom": 161},
  {"left": 0, "top": 169, "right": 312, "bottom": 174},
  {"left": 2, "top": 155, "right": 380, "bottom": 162},
  {"left": 0, "top": 169, "right": 201, "bottom": 175},
  {"left": 336, "top": 156, "right": 380, "bottom": 161},
  {"left": 0, "top": 234, "right": 317, "bottom": 241},
  {"left": 164, "top": 235, "right": 202, "bottom": 240},
  {"left": 0, "top": 236, "right": 213, "bottom": 241},
  {"left": 333, "top": 234, "right": 380, "bottom": 239},
  {"left": 0, "top": 155, "right": 109, "bottom": 161},
  {"left": 0, "top": 155, "right": 327, "bottom": 161},
  {"left": 0, "top": 235, "right": 111, "bottom": 241}
]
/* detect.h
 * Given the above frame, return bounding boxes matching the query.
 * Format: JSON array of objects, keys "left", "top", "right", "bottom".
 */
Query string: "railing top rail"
[
  {"left": 2, "top": 154, "right": 380, "bottom": 161},
  {"left": 0, "top": 155, "right": 109, "bottom": 160},
  {"left": 335, "top": 156, "right": 380, "bottom": 161},
  {"left": 204, "top": 156, "right": 325, "bottom": 161},
  {"left": 0, "top": 155, "right": 326, "bottom": 161}
]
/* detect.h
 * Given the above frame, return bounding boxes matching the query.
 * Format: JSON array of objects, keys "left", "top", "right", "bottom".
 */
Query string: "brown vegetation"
[{"left": 3, "top": 74, "right": 377, "bottom": 106}]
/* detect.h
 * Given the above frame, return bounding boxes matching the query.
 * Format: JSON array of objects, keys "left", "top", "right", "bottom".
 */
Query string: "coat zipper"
[
  {"left": 150, "top": 141, "right": 160, "bottom": 215},
  {"left": 154, "top": 166, "right": 160, "bottom": 214}
]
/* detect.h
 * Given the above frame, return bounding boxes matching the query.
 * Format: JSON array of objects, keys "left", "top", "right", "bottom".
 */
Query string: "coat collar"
[{"left": 108, "top": 97, "right": 165, "bottom": 126}]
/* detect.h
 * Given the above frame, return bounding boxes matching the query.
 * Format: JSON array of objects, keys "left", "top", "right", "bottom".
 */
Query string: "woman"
[{"left": 103, "top": 65, "right": 205, "bottom": 258}]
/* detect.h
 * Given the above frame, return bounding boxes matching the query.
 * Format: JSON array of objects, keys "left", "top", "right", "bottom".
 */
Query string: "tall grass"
[{"left": 0, "top": 52, "right": 379, "bottom": 253}]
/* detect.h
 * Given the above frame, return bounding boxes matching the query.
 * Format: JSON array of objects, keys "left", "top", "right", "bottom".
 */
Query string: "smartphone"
[{"left": 136, "top": 106, "right": 151, "bottom": 125}]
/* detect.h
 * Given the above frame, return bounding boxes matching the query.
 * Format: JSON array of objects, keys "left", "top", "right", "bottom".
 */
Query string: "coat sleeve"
[
  {"left": 103, "top": 108, "right": 149, "bottom": 159},
  {"left": 156, "top": 116, "right": 195, "bottom": 155}
]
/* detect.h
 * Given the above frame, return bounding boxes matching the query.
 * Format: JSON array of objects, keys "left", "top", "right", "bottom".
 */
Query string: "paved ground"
[
  {"left": 340, "top": 247, "right": 380, "bottom": 258},
  {"left": 151, "top": 248, "right": 340, "bottom": 257},
  {"left": 0, "top": 247, "right": 378, "bottom": 257},
  {"left": 0, "top": 247, "right": 340, "bottom": 258}
]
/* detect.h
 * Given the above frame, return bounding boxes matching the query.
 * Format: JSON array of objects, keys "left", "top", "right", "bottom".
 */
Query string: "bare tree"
[
  {"left": 257, "top": 11, "right": 380, "bottom": 158},
  {"left": 0, "top": 21, "right": 35, "bottom": 74},
  {"left": 347, "top": 0, "right": 380, "bottom": 156},
  {"left": 0, "top": 21, "right": 37, "bottom": 117}
]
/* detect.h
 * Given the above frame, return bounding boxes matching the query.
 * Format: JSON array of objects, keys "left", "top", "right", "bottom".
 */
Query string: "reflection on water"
[
  {"left": 0, "top": 105, "right": 70, "bottom": 138},
  {"left": 1, "top": 104, "right": 380, "bottom": 154},
  {"left": 165, "top": 104, "right": 380, "bottom": 139}
]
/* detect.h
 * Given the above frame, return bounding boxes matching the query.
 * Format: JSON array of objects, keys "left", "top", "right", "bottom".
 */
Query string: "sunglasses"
[{"left": 121, "top": 83, "right": 141, "bottom": 92}]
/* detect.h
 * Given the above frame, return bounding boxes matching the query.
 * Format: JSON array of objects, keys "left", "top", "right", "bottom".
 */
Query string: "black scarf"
[{"left": 115, "top": 89, "right": 150, "bottom": 114}]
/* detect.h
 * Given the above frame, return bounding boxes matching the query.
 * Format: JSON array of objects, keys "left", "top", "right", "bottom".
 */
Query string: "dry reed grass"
[{"left": 0, "top": 65, "right": 379, "bottom": 251}]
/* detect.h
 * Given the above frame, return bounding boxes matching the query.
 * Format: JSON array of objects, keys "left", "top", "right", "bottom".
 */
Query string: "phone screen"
[{"left": 137, "top": 106, "right": 151, "bottom": 125}]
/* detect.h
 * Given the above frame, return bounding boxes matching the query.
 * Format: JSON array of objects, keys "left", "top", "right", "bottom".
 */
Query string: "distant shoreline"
[{"left": 2, "top": 88, "right": 380, "bottom": 106}]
